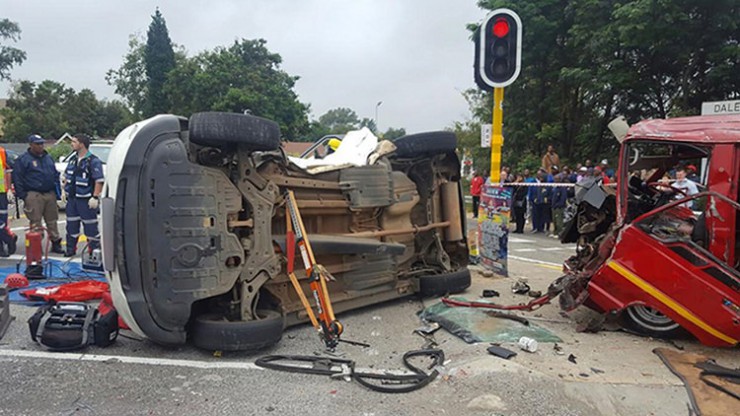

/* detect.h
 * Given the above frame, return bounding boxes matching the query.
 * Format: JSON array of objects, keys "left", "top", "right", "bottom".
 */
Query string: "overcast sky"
[{"left": 1, "top": 0, "right": 485, "bottom": 133}]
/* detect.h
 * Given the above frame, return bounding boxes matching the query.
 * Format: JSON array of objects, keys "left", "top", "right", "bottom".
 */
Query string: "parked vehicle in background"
[
  {"left": 100, "top": 112, "right": 470, "bottom": 351},
  {"left": 559, "top": 114, "right": 740, "bottom": 347},
  {"left": 55, "top": 141, "right": 113, "bottom": 209}
]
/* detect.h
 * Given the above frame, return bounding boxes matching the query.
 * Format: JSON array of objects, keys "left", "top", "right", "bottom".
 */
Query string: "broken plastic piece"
[
  {"left": 511, "top": 280, "right": 530, "bottom": 295},
  {"left": 482, "top": 289, "right": 500, "bottom": 298},
  {"left": 568, "top": 354, "right": 578, "bottom": 364},
  {"left": 487, "top": 345, "right": 517, "bottom": 359}
]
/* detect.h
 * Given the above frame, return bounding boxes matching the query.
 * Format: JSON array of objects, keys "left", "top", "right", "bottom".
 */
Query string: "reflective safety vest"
[
  {"left": 0, "top": 147, "right": 7, "bottom": 194},
  {"left": 64, "top": 152, "right": 103, "bottom": 199}
]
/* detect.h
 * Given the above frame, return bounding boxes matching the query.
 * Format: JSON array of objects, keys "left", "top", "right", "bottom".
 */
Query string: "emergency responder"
[
  {"left": 0, "top": 145, "right": 18, "bottom": 256},
  {"left": 326, "top": 138, "right": 341, "bottom": 155},
  {"left": 63, "top": 134, "right": 104, "bottom": 257},
  {"left": 13, "top": 134, "right": 64, "bottom": 254}
]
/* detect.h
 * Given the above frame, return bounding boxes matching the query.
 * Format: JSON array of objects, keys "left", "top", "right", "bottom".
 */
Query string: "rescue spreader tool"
[{"left": 284, "top": 190, "right": 343, "bottom": 350}]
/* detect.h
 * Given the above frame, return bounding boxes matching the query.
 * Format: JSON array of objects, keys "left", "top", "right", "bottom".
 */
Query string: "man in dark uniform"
[
  {"left": 63, "top": 134, "right": 104, "bottom": 257},
  {"left": 13, "top": 134, "right": 64, "bottom": 254}
]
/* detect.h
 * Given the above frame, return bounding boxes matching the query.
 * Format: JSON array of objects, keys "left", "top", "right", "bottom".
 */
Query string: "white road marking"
[
  {"left": 508, "top": 255, "right": 562, "bottom": 268},
  {"left": 541, "top": 247, "right": 569, "bottom": 251},
  {"left": 0, "top": 349, "right": 262, "bottom": 370},
  {"left": 508, "top": 237, "right": 535, "bottom": 243},
  {"left": 513, "top": 248, "right": 536, "bottom": 252},
  {"left": 10, "top": 220, "right": 67, "bottom": 233},
  {"left": 2, "top": 253, "right": 81, "bottom": 263}
]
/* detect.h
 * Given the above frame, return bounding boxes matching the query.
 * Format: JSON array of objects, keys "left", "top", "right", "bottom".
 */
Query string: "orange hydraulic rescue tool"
[{"left": 284, "top": 190, "right": 343, "bottom": 350}]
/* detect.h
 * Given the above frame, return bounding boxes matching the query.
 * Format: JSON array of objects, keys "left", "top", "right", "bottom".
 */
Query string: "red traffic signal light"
[
  {"left": 492, "top": 18, "right": 509, "bottom": 38},
  {"left": 474, "top": 9, "right": 522, "bottom": 89}
]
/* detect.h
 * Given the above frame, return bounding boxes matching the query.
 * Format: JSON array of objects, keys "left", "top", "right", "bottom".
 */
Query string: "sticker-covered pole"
[{"left": 490, "top": 87, "right": 504, "bottom": 183}]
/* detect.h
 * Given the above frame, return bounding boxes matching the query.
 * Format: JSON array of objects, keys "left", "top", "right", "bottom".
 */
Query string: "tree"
[
  {"left": 382, "top": 127, "right": 406, "bottom": 140},
  {"left": 165, "top": 39, "right": 310, "bottom": 139},
  {"left": 143, "top": 9, "right": 176, "bottom": 117},
  {"left": 0, "top": 18, "right": 26, "bottom": 81},
  {"left": 317, "top": 107, "right": 360, "bottom": 133},
  {"left": 106, "top": 35, "right": 147, "bottom": 116},
  {"left": 467, "top": 0, "right": 739, "bottom": 168},
  {"left": 359, "top": 117, "right": 377, "bottom": 133},
  {"left": 0, "top": 80, "right": 133, "bottom": 141}
]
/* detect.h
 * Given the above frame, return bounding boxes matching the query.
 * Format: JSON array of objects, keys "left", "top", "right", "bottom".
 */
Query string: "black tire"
[
  {"left": 190, "top": 309, "right": 285, "bottom": 351},
  {"left": 418, "top": 268, "right": 471, "bottom": 297},
  {"left": 623, "top": 305, "right": 684, "bottom": 338},
  {"left": 392, "top": 131, "right": 457, "bottom": 158},
  {"left": 189, "top": 111, "right": 281, "bottom": 150}
]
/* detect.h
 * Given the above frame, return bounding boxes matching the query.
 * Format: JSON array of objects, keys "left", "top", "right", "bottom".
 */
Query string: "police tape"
[
  {"left": 492, "top": 182, "right": 575, "bottom": 187},
  {"left": 489, "top": 182, "right": 618, "bottom": 188}
]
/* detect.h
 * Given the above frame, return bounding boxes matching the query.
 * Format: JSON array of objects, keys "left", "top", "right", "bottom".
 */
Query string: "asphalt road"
[
  {"left": 2, "top": 213, "right": 736, "bottom": 415},
  {"left": 467, "top": 215, "right": 576, "bottom": 267}
]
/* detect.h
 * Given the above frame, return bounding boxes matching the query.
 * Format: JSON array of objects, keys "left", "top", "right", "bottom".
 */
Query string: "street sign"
[
  {"left": 481, "top": 124, "right": 492, "bottom": 147},
  {"left": 701, "top": 100, "right": 740, "bottom": 116}
]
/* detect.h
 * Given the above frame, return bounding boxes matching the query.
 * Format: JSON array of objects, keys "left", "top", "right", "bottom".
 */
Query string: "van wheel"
[
  {"left": 190, "top": 309, "right": 285, "bottom": 351},
  {"left": 189, "top": 112, "right": 281, "bottom": 150},
  {"left": 624, "top": 305, "right": 684, "bottom": 338},
  {"left": 392, "top": 132, "right": 457, "bottom": 158},
  {"left": 418, "top": 268, "right": 471, "bottom": 297}
]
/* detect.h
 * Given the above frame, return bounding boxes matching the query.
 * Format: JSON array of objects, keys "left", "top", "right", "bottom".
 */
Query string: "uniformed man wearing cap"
[{"left": 13, "top": 134, "right": 64, "bottom": 253}]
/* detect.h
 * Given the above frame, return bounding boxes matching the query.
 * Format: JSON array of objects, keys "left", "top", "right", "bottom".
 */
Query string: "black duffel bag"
[{"left": 28, "top": 302, "right": 118, "bottom": 351}]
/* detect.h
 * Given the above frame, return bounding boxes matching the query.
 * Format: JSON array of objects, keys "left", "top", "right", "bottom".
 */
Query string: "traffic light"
[{"left": 475, "top": 9, "right": 521, "bottom": 89}]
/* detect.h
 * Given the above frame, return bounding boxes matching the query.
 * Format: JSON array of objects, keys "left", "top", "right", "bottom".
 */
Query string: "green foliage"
[
  {"left": 382, "top": 127, "right": 406, "bottom": 140},
  {"left": 106, "top": 35, "right": 147, "bottom": 117},
  {"left": 143, "top": 9, "right": 176, "bottom": 117},
  {"left": 164, "top": 38, "right": 310, "bottom": 139},
  {"left": 318, "top": 107, "right": 360, "bottom": 133},
  {"left": 47, "top": 142, "right": 71, "bottom": 161},
  {"left": 0, "top": 80, "right": 134, "bottom": 141},
  {"left": 463, "top": 0, "right": 739, "bottom": 168},
  {"left": 301, "top": 107, "right": 406, "bottom": 142},
  {"left": 0, "top": 18, "right": 26, "bottom": 81}
]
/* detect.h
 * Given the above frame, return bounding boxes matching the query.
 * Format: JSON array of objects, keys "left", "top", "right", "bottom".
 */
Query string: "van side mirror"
[{"left": 608, "top": 116, "right": 630, "bottom": 143}]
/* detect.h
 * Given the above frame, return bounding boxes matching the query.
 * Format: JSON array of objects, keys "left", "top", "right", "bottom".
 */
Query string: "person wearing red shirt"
[{"left": 470, "top": 171, "right": 484, "bottom": 218}]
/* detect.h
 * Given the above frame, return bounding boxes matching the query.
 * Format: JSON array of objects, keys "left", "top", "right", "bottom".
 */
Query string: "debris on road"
[
  {"left": 553, "top": 343, "right": 565, "bottom": 355},
  {"left": 420, "top": 300, "right": 561, "bottom": 344},
  {"left": 568, "top": 354, "right": 578, "bottom": 364},
  {"left": 487, "top": 345, "right": 517, "bottom": 359},
  {"left": 482, "top": 289, "right": 500, "bottom": 298},
  {"left": 654, "top": 347, "right": 740, "bottom": 415},
  {"left": 256, "top": 349, "right": 445, "bottom": 393},
  {"left": 511, "top": 279, "right": 531, "bottom": 294},
  {"left": 517, "top": 336, "right": 538, "bottom": 353}
]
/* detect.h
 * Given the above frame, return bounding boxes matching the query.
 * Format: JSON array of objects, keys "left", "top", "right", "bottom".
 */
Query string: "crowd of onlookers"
[
  {"left": 470, "top": 145, "right": 618, "bottom": 238},
  {"left": 470, "top": 144, "right": 703, "bottom": 238}
]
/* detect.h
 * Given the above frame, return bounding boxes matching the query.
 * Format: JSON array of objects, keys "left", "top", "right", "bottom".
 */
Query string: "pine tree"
[{"left": 143, "top": 8, "right": 175, "bottom": 117}]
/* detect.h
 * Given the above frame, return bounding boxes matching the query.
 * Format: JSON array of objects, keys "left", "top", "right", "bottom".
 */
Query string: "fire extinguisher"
[{"left": 25, "top": 228, "right": 44, "bottom": 279}]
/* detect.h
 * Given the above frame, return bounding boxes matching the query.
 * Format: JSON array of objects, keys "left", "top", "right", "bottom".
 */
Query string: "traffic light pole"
[{"left": 489, "top": 87, "right": 504, "bottom": 183}]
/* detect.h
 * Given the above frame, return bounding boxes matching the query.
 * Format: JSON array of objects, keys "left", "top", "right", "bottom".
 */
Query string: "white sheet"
[{"left": 288, "top": 127, "right": 379, "bottom": 171}]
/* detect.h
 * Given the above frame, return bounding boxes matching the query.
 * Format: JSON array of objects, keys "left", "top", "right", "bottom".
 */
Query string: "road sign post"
[{"left": 490, "top": 87, "right": 504, "bottom": 182}]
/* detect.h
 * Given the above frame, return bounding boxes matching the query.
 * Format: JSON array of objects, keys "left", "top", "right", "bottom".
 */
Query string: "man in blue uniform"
[
  {"left": 63, "top": 134, "right": 104, "bottom": 257},
  {"left": 13, "top": 134, "right": 64, "bottom": 254}
]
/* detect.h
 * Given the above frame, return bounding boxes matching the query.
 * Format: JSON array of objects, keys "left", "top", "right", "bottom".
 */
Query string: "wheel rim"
[{"left": 626, "top": 305, "right": 679, "bottom": 332}]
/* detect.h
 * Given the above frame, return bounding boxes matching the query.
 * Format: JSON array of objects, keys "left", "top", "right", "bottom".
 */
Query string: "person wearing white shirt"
[{"left": 673, "top": 166, "right": 698, "bottom": 208}]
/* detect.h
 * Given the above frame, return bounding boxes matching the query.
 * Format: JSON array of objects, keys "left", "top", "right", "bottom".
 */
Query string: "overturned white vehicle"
[{"left": 100, "top": 112, "right": 470, "bottom": 350}]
